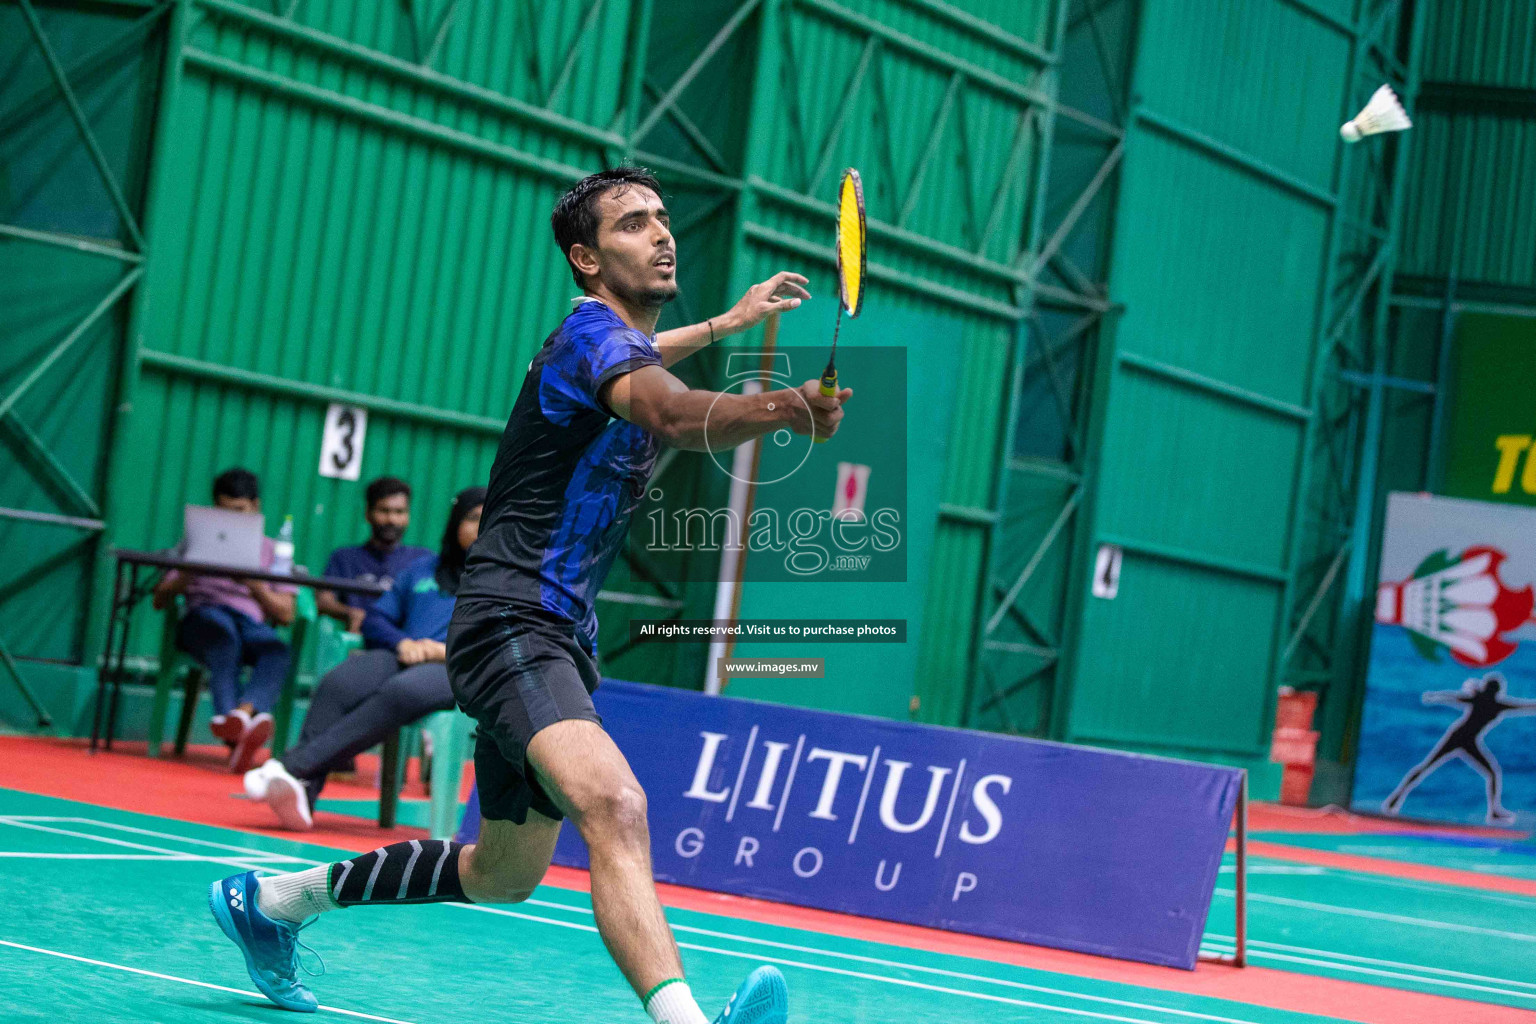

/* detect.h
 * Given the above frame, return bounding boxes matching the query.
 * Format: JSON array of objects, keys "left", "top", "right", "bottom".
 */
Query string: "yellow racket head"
[{"left": 836, "top": 168, "right": 867, "bottom": 318}]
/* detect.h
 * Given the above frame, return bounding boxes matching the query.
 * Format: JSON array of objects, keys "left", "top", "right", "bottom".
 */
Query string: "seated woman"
[{"left": 243, "top": 487, "right": 484, "bottom": 830}]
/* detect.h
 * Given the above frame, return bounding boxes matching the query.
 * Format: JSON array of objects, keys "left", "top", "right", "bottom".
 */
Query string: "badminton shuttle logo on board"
[{"left": 675, "top": 728, "right": 1012, "bottom": 902}]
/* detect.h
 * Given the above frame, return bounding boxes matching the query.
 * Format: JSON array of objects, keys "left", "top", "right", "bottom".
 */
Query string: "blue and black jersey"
[{"left": 457, "top": 298, "right": 663, "bottom": 653}]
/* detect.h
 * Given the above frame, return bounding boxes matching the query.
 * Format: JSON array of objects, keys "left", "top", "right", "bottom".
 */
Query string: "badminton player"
[{"left": 211, "top": 167, "right": 852, "bottom": 1023}]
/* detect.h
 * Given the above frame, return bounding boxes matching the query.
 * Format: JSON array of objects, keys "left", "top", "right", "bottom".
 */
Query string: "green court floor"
[
  {"left": 1201, "top": 850, "right": 1536, "bottom": 1007},
  {"left": 2, "top": 788, "right": 1533, "bottom": 1023},
  {"left": 1253, "top": 829, "right": 1536, "bottom": 881}
]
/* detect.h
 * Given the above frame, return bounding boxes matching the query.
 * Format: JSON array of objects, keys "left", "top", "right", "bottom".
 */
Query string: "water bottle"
[{"left": 272, "top": 515, "right": 295, "bottom": 576}]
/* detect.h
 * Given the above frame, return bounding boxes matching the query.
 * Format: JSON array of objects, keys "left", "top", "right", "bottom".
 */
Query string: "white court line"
[
  {"left": 1203, "top": 935, "right": 1536, "bottom": 992},
  {"left": 455, "top": 903, "right": 1268, "bottom": 1024},
  {"left": 1199, "top": 939, "right": 1536, "bottom": 1001},
  {"left": 0, "top": 853, "right": 194, "bottom": 860},
  {"left": 0, "top": 817, "right": 275, "bottom": 873},
  {"left": 1231, "top": 854, "right": 1536, "bottom": 908},
  {"left": 517, "top": 897, "right": 1263, "bottom": 1024},
  {"left": 0, "top": 939, "right": 418, "bottom": 1024},
  {"left": 11, "top": 813, "right": 1515, "bottom": 1019},
  {"left": 2, "top": 816, "right": 315, "bottom": 862},
  {"left": 7, "top": 809, "right": 1222, "bottom": 1021},
  {"left": 1212, "top": 888, "right": 1536, "bottom": 941}
]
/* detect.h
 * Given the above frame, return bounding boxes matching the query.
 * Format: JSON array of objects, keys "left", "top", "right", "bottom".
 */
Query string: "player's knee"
[{"left": 577, "top": 784, "right": 648, "bottom": 844}]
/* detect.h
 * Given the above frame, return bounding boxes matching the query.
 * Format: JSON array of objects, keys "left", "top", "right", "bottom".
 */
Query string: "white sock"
[
  {"left": 644, "top": 980, "right": 708, "bottom": 1024},
  {"left": 256, "top": 866, "right": 340, "bottom": 923}
]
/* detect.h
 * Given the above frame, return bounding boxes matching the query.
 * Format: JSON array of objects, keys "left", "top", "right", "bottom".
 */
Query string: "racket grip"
[{"left": 815, "top": 370, "right": 838, "bottom": 444}]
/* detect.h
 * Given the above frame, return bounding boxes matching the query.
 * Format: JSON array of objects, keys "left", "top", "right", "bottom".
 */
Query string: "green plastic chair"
[{"left": 146, "top": 588, "right": 316, "bottom": 760}]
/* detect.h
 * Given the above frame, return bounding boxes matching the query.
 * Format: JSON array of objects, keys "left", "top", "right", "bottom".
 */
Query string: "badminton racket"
[{"left": 816, "top": 167, "right": 866, "bottom": 444}]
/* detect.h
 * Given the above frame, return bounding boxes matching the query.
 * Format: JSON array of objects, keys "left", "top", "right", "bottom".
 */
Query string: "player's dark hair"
[
  {"left": 551, "top": 167, "right": 663, "bottom": 287},
  {"left": 212, "top": 467, "right": 259, "bottom": 502},
  {"left": 365, "top": 475, "right": 412, "bottom": 509},
  {"left": 435, "top": 486, "right": 487, "bottom": 597}
]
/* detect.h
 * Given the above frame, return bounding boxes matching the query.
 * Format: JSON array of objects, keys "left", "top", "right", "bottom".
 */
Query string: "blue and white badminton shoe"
[
  {"left": 714, "top": 965, "right": 789, "bottom": 1024},
  {"left": 208, "top": 870, "right": 320, "bottom": 1013}
]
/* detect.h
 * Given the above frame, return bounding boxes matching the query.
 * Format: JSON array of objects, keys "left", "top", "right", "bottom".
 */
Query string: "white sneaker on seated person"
[{"left": 244, "top": 759, "right": 313, "bottom": 831}]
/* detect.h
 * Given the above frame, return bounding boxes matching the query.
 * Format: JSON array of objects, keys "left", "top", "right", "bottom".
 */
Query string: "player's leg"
[
  {"left": 526, "top": 719, "right": 679, "bottom": 990},
  {"left": 446, "top": 601, "right": 786, "bottom": 1024},
  {"left": 526, "top": 720, "right": 788, "bottom": 1024},
  {"left": 458, "top": 811, "right": 562, "bottom": 902}
]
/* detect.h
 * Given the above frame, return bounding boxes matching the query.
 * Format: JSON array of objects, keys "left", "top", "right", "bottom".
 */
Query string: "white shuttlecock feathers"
[{"left": 1340, "top": 84, "right": 1412, "bottom": 142}]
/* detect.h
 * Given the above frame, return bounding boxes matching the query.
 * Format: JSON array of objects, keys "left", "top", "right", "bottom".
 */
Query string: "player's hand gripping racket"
[{"left": 817, "top": 168, "right": 866, "bottom": 443}]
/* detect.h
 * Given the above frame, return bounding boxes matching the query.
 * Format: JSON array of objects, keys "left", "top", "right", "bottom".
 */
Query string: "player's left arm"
[
  {"left": 653, "top": 271, "right": 811, "bottom": 367},
  {"left": 1499, "top": 697, "right": 1536, "bottom": 713}
]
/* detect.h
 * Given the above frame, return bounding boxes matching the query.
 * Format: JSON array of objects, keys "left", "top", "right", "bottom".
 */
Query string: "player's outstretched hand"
[
  {"left": 724, "top": 271, "right": 812, "bottom": 333},
  {"left": 786, "top": 381, "right": 853, "bottom": 440}
]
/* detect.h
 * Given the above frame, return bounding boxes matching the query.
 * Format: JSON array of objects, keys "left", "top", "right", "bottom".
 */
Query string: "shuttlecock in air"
[{"left": 1340, "top": 84, "right": 1411, "bottom": 143}]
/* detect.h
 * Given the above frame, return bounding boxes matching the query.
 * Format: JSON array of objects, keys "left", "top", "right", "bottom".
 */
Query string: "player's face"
[{"left": 591, "top": 186, "right": 677, "bottom": 308}]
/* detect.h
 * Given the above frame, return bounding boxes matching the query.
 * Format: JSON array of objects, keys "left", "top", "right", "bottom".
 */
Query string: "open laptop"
[{"left": 181, "top": 504, "right": 265, "bottom": 569}]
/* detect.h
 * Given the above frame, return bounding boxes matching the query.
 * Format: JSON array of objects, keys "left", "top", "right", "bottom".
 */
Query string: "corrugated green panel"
[
  {"left": 1398, "top": 108, "right": 1536, "bottom": 289},
  {"left": 0, "top": 247, "right": 122, "bottom": 661},
  {"left": 226, "top": 0, "right": 636, "bottom": 128},
  {"left": 770, "top": 0, "right": 1046, "bottom": 262},
  {"left": 1421, "top": 0, "right": 1536, "bottom": 87},
  {"left": 1, "top": 1, "right": 162, "bottom": 665},
  {"left": 1095, "top": 373, "right": 1303, "bottom": 569},
  {"left": 1136, "top": 0, "right": 1348, "bottom": 194},
  {"left": 1058, "top": 0, "right": 1350, "bottom": 761},
  {"left": 143, "top": 9, "right": 607, "bottom": 414},
  {"left": 112, "top": 371, "right": 500, "bottom": 655},
  {"left": 106, "top": 2, "right": 637, "bottom": 657},
  {"left": 968, "top": 469, "right": 1074, "bottom": 734},
  {"left": 1111, "top": 131, "right": 1330, "bottom": 408},
  {"left": 1071, "top": 555, "right": 1279, "bottom": 754}
]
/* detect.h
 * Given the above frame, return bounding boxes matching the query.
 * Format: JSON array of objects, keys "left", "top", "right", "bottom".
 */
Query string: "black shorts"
[{"left": 446, "top": 599, "right": 602, "bottom": 825}]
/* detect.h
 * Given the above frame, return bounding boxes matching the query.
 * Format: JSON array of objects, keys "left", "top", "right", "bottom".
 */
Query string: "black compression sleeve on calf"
[{"left": 328, "top": 840, "right": 468, "bottom": 906}]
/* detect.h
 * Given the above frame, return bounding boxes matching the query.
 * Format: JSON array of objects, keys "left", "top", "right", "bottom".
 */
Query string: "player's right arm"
[{"left": 603, "top": 364, "right": 852, "bottom": 452}]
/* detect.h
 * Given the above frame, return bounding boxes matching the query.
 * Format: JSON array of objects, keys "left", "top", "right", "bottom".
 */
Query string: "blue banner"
[{"left": 550, "top": 681, "right": 1239, "bottom": 968}]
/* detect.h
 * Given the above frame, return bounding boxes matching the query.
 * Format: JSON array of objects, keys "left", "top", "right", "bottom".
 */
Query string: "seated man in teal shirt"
[{"left": 243, "top": 487, "right": 484, "bottom": 830}]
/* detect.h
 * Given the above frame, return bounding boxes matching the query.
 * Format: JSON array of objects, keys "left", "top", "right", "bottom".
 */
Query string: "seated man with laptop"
[{"left": 153, "top": 467, "right": 296, "bottom": 773}]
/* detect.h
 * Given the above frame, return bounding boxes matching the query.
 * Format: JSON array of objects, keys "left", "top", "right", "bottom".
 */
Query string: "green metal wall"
[
  {"left": 1400, "top": 0, "right": 1536, "bottom": 298},
  {"left": 4, "top": 0, "right": 1456, "bottom": 783},
  {"left": 97, "top": 0, "right": 639, "bottom": 674},
  {"left": 8, "top": 0, "right": 1070, "bottom": 726},
  {"left": 1, "top": 0, "right": 164, "bottom": 699},
  {"left": 728, "top": 0, "right": 1061, "bottom": 720},
  {"left": 964, "top": 0, "right": 1423, "bottom": 788},
  {"left": 1060, "top": 0, "right": 1346, "bottom": 768}
]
